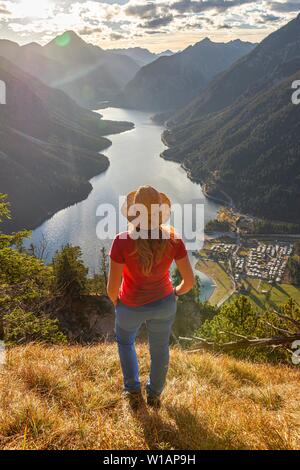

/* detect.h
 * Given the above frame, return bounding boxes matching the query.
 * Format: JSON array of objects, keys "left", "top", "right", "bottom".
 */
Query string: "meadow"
[{"left": 0, "top": 344, "right": 299, "bottom": 450}]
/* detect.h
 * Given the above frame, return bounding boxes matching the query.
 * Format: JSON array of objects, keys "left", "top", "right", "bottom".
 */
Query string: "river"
[{"left": 26, "top": 108, "right": 220, "bottom": 301}]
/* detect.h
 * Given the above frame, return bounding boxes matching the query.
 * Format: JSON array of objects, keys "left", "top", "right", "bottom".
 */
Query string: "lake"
[{"left": 26, "top": 108, "right": 220, "bottom": 301}]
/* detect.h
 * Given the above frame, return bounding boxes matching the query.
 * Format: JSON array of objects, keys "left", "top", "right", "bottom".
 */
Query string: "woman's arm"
[
  {"left": 107, "top": 260, "right": 124, "bottom": 305},
  {"left": 174, "top": 255, "right": 195, "bottom": 297}
]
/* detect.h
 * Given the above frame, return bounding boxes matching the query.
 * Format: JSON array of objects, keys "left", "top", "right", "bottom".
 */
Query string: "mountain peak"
[
  {"left": 64, "top": 30, "right": 82, "bottom": 40},
  {"left": 191, "top": 37, "right": 214, "bottom": 50},
  {"left": 25, "top": 41, "right": 40, "bottom": 47},
  {"left": 22, "top": 42, "right": 42, "bottom": 51},
  {"left": 48, "top": 31, "right": 86, "bottom": 48}
]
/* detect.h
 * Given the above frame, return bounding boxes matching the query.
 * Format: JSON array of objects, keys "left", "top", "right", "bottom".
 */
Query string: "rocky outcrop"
[{"left": 52, "top": 295, "right": 115, "bottom": 343}]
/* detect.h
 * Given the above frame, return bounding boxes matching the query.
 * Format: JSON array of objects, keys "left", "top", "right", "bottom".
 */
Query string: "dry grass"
[{"left": 0, "top": 344, "right": 299, "bottom": 450}]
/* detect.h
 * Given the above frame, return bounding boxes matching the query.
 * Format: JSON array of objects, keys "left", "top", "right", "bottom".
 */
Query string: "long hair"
[{"left": 131, "top": 225, "right": 178, "bottom": 276}]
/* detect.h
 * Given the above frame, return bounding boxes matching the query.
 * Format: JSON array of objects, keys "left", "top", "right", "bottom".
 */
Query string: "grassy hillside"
[
  {"left": 0, "top": 344, "right": 299, "bottom": 450},
  {"left": 234, "top": 279, "right": 300, "bottom": 312}
]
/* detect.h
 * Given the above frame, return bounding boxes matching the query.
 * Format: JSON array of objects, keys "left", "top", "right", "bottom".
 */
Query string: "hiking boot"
[
  {"left": 123, "top": 390, "right": 143, "bottom": 410},
  {"left": 146, "top": 394, "right": 161, "bottom": 409}
]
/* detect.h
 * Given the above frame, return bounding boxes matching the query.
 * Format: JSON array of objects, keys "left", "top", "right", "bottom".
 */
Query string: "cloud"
[
  {"left": 110, "top": 31, "right": 124, "bottom": 39},
  {"left": 269, "top": 1, "right": 300, "bottom": 12},
  {"left": 0, "top": 0, "right": 299, "bottom": 49},
  {"left": 125, "top": 1, "right": 158, "bottom": 19},
  {"left": 0, "top": 1, "right": 11, "bottom": 16},
  {"left": 0, "top": 6, "right": 10, "bottom": 15},
  {"left": 257, "top": 13, "right": 281, "bottom": 22},
  {"left": 171, "top": 0, "right": 256, "bottom": 14},
  {"left": 123, "top": 1, "right": 175, "bottom": 32},
  {"left": 141, "top": 14, "right": 174, "bottom": 28},
  {"left": 78, "top": 26, "right": 103, "bottom": 35},
  {"left": 218, "top": 23, "right": 233, "bottom": 29}
]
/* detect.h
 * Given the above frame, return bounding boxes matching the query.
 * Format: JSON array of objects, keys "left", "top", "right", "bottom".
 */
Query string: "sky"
[{"left": 0, "top": 0, "right": 299, "bottom": 52}]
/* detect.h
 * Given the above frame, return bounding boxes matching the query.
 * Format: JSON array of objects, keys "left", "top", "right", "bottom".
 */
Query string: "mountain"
[
  {"left": 0, "top": 39, "right": 64, "bottom": 84},
  {"left": 110, "top": 47, "right": 174, "bottom": 67},
  {"left": 43, "top": 31, "right": 140, "bottom": 107},
  {"left": 0, "top": 31, "right": 140, "bottom": 108},
  {"left": 116, "top": 39, "right": 255, "bottom": 111},
  {"left": 0, "top": 56, "right": 133, "bottom": 232},
  {"left": 163, "top": 69, "right": 300, "bottom": 224},
  {"left": 158, "top": 50, "right": 175, "bottom": 58},
  {"left": 162, "top": 15, "right": 300, "bottom": 225},
  {"left": 169, "top": 14, "right": 300, "bottom": 126}
]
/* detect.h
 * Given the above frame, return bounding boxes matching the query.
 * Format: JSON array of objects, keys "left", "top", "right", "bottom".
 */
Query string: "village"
[
  {"left": 233, "top": 243, "right": 293, "bottom": 284},
  {"left": 206, "top": 241, "right": 294, "bottom": 285}
]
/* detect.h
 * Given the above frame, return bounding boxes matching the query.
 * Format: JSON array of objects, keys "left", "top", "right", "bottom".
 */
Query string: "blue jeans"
[{"left": 115, "top": 293, "right": 177, "bottom": 396}]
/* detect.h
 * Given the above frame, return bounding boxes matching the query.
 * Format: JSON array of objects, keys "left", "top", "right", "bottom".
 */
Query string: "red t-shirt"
[{"left": 109, "top": 232, "right": 188, "bottom": 307}]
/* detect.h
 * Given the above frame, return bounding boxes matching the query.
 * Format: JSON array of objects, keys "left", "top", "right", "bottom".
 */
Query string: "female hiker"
[{"left": 107, "top": 185, "right": 195, "bottom": 409}]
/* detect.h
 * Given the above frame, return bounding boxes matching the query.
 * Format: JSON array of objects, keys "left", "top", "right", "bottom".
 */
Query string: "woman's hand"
[{"left": 174, "top": 256, "right": 195, "bottom": 296}]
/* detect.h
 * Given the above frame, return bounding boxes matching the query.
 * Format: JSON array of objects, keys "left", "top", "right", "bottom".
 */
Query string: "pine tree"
[{"left": 52, "top": 245, "right": 88, "bottom": 302}]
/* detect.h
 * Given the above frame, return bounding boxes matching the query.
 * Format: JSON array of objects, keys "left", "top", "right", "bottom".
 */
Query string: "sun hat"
[{"left": 121, "top": 186, "right": 171, "bottom": 230}]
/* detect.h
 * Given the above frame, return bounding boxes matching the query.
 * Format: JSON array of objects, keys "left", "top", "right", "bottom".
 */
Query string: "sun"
[{"left": 17, "top": 0, "right": 51, "bottom": 18}]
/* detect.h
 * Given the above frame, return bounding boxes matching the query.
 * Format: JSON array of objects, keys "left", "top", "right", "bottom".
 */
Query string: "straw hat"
[{"left": 121, "top": 186, "right": 171, "bottom": 230}]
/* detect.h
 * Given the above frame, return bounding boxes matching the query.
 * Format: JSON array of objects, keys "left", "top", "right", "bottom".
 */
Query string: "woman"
[{"left": 107, "top": 186, "right": 194, "bottom": 409}]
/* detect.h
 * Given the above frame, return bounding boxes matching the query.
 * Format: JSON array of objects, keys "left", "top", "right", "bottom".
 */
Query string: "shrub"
[
  {"left": 52, "top": 245, "right": 88, "bottom": 302},
  {"left": 197, "top": 296, "right": 300, "bottom": 363},
  {"left": 0, "top": 194, "right": 65, "bottom": 345},
  {"left": 4, "top": 308, "right": 67, "bottom": 345}
]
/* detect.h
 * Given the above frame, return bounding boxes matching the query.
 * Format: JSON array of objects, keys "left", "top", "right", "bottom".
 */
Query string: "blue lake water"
[{"left": 26, "top": 108, "right": 220, "bottom": 301}]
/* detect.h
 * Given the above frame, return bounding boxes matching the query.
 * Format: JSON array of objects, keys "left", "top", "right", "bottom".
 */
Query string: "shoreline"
[
  {"left": 196, "top": 257, "right": 235, "bottom": 306},
  {"left": 161, "top": 131, "right": 220, "bottom": 304},
  {"left": 160, "top": 133, "right": 234, "bottom": 209},
  {"left": 161, "top": 133, "right": 221, "bottom": 304},
  {"left": 5, "top": 117, "right": 135, "bottom": 234}
]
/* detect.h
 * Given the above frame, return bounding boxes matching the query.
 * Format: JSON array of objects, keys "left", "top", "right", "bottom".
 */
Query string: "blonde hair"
[
  {"left": 131, "top": 225, "right": 178, "bottom": 276},
  {"left": 124, "top": 185, "right": 176, "bottom": 275}
]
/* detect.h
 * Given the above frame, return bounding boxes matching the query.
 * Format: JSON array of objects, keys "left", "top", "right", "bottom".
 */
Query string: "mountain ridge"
[
  {"left": 116, "top": 38, "right": 255, "bottom": 111},
  {"left": 162, "top": 67, "right": 300, "bottom": 224},
  {"left": 0, "top": 31, "right": 140, "bottom": 108},
  {"left": 109, "top": 46, "right": 174, "bottom": 66},
  {"left": 169, "top": 13, "right": 300, "bottom": 126}
]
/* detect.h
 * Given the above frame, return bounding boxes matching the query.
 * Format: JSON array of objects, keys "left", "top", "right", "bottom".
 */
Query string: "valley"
[
  {"left": 26, "top": 107, "right": 220, "bottom": 302},
  {"left": 1, "top": 15, "right": 300, "bottom": 304},
  {"left": 1, "top": 6, "right": 300, "bottom": 454}
]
